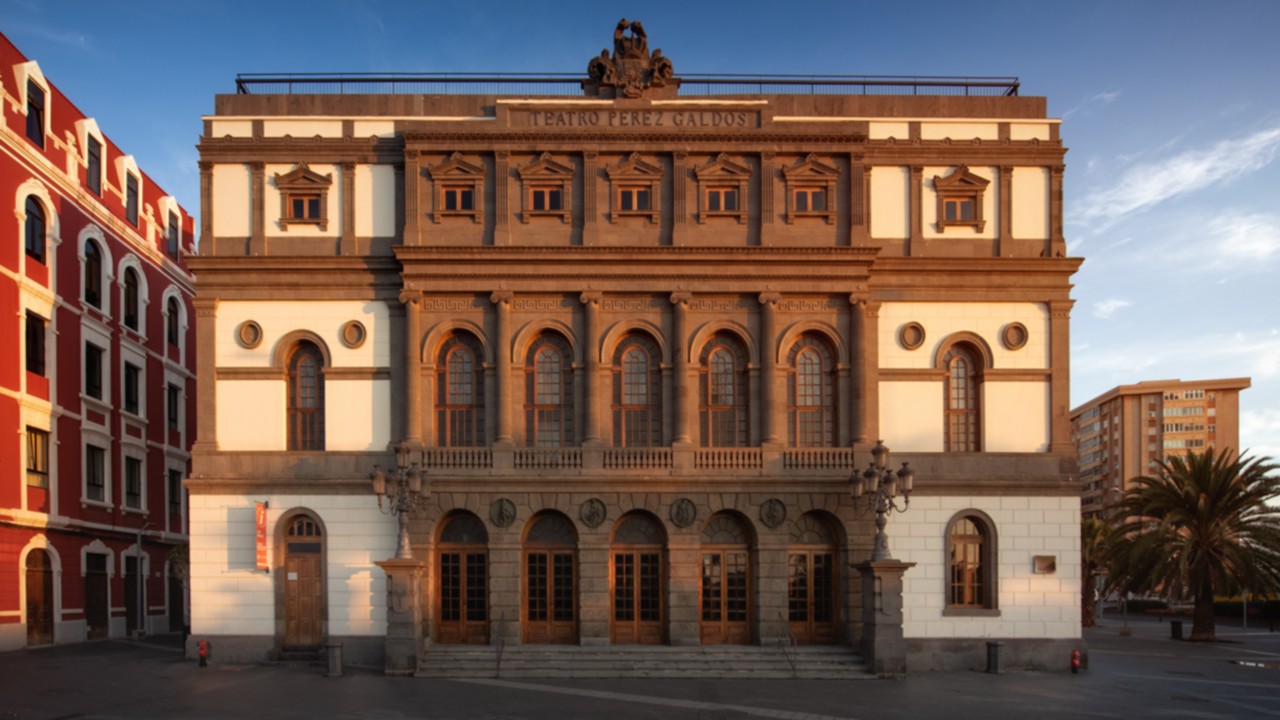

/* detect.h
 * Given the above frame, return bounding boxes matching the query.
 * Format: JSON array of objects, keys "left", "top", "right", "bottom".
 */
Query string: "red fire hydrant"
[
  {"left": 198, "top": 639, "right": 209, "bottom": 668},
  {"left": 1071, "top": 648, "right": 1081, "bottom": 674}
]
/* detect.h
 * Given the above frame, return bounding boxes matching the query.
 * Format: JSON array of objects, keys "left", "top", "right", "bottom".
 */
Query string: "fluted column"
[
  {"left": 491, "top": 291, "right": 514, "bottom": 444},
  {"left": 401, "top": 290, "right": 423, "bottom": 445},
  {"left": 581, "top": 291, "right": 603, "bottom": 443},
  {"left": 758, "top": 292, "right": 781, "bottom": 444},
  {"left": 670, "top": 292, "right": 693, "bottom": 445}
]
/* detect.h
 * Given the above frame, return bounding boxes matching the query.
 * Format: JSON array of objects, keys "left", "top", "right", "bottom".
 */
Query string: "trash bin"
[
  {"left": 326, "top": 642, "right": 343, "bottom": 677},
  {"left": 986, "top": 641, "right": 1004, "bottom": 674},
  {"left": 1171, "top": 621, "right": 1183, "bottom": 640}
]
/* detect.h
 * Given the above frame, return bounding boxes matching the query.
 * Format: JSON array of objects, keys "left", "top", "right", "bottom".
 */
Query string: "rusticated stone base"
[{"left": 906, "top": 637, "right": 1085, "bottom": 673}]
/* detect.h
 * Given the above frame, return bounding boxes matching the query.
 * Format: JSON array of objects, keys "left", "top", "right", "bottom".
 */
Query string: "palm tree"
[
  {"left": 1104, "top": 447, "right": 1280, "bottom": 641},
  {"left": 1081, "top": 517, "right": 1111, "bottom": 627}
]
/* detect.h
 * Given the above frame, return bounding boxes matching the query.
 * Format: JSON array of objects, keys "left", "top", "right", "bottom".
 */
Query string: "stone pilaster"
[
  {"left": 191, "top": 298, "right": 218, "bottom": 453},
  {"left": 848, "top": 296, "right": 869, "bottom": 445},
  {"left": 583, "top": 151, "right": 598, "bottom": 246},
  {"left": 758, "top": 292, "right": 781, "bottom": 445},
  {"left": 341, "top": 161, "right": 356, "bottom": 255},
  {"left": 198, "top": 161, "right": 213, "bottom": 253},
  {"left": 1050, "top": 165, "right": 1066, "bottom": 257},
  {"left": 670, "top": 292, "right": 693, "bottom": 445},
  {"left": 672, "top": 151, "right": 687, "bottom": 245},
  {"left": 581, "top": 291, "right": 603, "bottom": 444},
  {"left": 908, "top": 166, "right": 923, "bottom": 256},
  {"left": 850, "top": 154, "right": 869, "bottom": 246},
  {"left": 403, "top": 150, "right": 420, "bottom": 245},
  {"left": 1048, "top": 300, "right": 1074, "bottom": 453},
  {"left": 249, "top": 161, "right": 266, "bottom": 256},
  {"left": 998, "top": 165, "right": 1012, "bottom": 257},
  {"left": 494, "top": 151, "right": 510, "bottom": 246},
  {"left": 491, "top": 291, "right": 514, "bottom": 445},
  {"left": 760, "top": 152, "right": 775, "bottom": 246},
  {"left": 401, "top": 290, "right": 423, "bottom": 446}
]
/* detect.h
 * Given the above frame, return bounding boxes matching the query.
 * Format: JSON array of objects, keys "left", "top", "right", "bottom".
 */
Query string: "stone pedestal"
[
  {"left": 375, "top": 558, "right": 424, "bottom": 676},
  {"left": 854, "top": 559, "right": 915, "bottom": 676}
]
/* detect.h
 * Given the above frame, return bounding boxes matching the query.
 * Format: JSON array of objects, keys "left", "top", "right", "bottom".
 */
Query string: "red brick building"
[{"left": 1, "top": 33, "right": 195, "bottom": 649}]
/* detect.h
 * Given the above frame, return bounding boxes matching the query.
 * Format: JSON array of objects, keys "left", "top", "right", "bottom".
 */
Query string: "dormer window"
[
  {"left": 274, "top": 165, "right": 333, "bottom": 230},
  {"left": 26, "top": 80, "right": 45, "bottom": 148},
  {"left": 86, "top": 136, "right": 102, "bottom": 195},
  {"left": 125, "top": 173, "right": 139, "bottom": 226},
  {"left": 167, "top": 211, "right": 181, "bottom": 259},
  {"left": 933, "top": 165, "right": 989, "bottom": 232}
]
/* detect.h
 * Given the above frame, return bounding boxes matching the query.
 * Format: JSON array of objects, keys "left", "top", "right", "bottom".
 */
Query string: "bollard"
[
  {"left": 986, "top": 641, "right": 1003, "bottom": 674},
  {"left": 326, "top": 642, "right": 343, "bottom": 677},
  {"left": 1171, "top": 621, "right": 1183, "bottom": 641}
]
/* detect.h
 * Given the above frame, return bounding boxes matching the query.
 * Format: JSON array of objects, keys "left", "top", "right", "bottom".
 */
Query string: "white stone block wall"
[
  {"left": 896, "top": 495, "right": 1080, "bottom": 640},
  {"left": 189, "top": 493, "right": 397, "bottom": 638}
]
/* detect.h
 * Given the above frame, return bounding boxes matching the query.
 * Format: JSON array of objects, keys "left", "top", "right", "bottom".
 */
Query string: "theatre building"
[
  {"left": 1, "top": 34, "right": 196, "bottom": 650},
  {"left": 188, "top": 25, "right": 1082, "bottom": 674}
]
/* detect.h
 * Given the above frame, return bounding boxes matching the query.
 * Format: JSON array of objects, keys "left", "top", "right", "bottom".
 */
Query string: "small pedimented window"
[
  {"left": 933, "top": 165, "right": 989, "bottom": 232},
  {"left": 695, "top": 153, "right": 750, "bottom": 224},
  {"left": 518, "top": 152, "right": 573, "bottom": 224},
  {"left": 428, "top": 152, "right": 485, "bottom": 224},
  {"left": 274, "top": 165, "right": 333, "bottom": 231},
  {"left": 606, "top": 152, "right": 662, "bottom": 224},
  {"left": 783, "top": 154, "right": 838, "bottom": 225}
]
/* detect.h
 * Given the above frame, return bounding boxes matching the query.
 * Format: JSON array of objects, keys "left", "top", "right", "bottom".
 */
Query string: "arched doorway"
[
  {"left": 522, "top": 513, "right": 577, "bottom": 644},
  {"left": 437, "top": 513, "right": 489, "bottom": 644},
  {"left": 610, "top": 512, "right": 665, "bottom": 644},
  {"left": 788, "top": 513, "right": 840, "bottom": 644},
  {"left": 25, "top": 549, "right": 54, "bottom": 646},
  {"left": 700, "top": 513, "right": 753, "bottom": 645},
  {"left": 283, "top": 515, "right": 324, "bottom": 649}
]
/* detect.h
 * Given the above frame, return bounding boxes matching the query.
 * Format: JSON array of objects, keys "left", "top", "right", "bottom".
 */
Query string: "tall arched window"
[
  {"left": 166, "top": 297, "right": 180, "bottom": 347},
  {"left": 946, "top": 512, "right": 997, "bottom": 611},
  {"left": 287, "top": 342, "right": 325, "bottom": 451},
  {"left": 787, "top": 335, "right": 835, "bottom": 447},
  {"left": 84, "top": 240, "right": 103, "bottom": 309},
  {"left": 24, "top": 196, "right": 46, "bottom": 263},
  {"left": 123, "top": 268, "right": 140, "bottom": 331},
  {"left": 437, "top": 333, "right": 486, "bottom": 446},
  {"left": 944, "top": 344, "right": 981, "bottom": 452},
  {"left": 525, "top": 334, "right": 573, "bottom": 447},
  {"left": 612, "top": 334, "right": 661, "bottom": 447},
  {"left": 699, "top": 333, "right": 748, "bottom": 447}
]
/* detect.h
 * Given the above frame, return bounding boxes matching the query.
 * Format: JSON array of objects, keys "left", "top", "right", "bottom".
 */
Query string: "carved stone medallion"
[
  {"left": 760, "top": 499, "right": 787, "bottom": 529},
  {"left": 580, "top": 498, "right": 607, "bottom": 529},
  {"left": 489, "top": 498, "right": 516, "bottom": 528},
  {"left": 669, "top": 498, "right": 697, "bottom": 528}
]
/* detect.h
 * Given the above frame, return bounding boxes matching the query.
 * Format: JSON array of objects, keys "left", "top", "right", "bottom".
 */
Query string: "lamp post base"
[
  {"left": 855, "top": 559, "right": 915, "bottom": 676},
  {"left": 375, "top": 558, "right": 424, "bottom": 676}
]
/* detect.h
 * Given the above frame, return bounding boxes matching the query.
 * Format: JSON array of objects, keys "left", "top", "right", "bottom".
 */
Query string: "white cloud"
[
  {"left": 1073, "top": 127, "right": 1280, "bottom": 230},
  {"left": 1241, "top": 408, "right": 1280, "bottom": 460},
  {"left": 1062, "top": 91, "right": 1121, "bottom": 120},
  {"left": 1092, "top": 298, "right": 1131, "bottom": 319}
]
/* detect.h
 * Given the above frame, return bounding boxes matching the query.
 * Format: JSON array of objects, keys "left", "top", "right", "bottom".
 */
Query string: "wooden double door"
[
  {"left": 611, "top": 549, "right": 664, "bottom": 644},
  {"left": 25, "top": 550, "right": 53, "bottom": 646},
  {"left": 84, "top": 553, "right": 109, "bottom": 640},
  {"left": 438, "top": 549, "right": 489, "bottom": 643},
  {"left": 788, "top": 550, "right": 838, "bottom": 644},
  {"left": 523, "top": 514, "right": 578, "bottom": 644},
  {"left": 700, "top": 549, "right": 750, "bottom": 644}
]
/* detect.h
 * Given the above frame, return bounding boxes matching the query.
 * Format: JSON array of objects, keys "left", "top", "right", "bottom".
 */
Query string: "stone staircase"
[{"left": 418, "top": 643, "right": 873, "bottom": 679}]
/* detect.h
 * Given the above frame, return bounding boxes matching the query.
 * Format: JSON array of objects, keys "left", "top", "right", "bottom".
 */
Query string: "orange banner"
[{"left": 255, "top": 501, "right": 268, "bottom": 571}]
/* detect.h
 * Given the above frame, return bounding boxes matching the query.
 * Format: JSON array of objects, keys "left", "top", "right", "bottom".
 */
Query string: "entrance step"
[{"left": 418, "top": 644, "right": 872, "bottom": 679}]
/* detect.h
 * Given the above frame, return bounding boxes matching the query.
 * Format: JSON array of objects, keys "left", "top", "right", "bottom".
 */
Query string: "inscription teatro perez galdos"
[{"left": 526, "top": 109, "right": 750, "bottom": 128}]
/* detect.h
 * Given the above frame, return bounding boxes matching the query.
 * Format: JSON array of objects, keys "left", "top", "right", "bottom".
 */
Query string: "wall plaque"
[
  {"left": 670, "top": 498, "right": 697, "bottom": 528},
  {"left": 760, "top": 499, "right": 787, "bottom": 529},
  {"left": 580, "top": 498, "right": 607, "bottom": 529},
  {"left": 489, "top": 498, "right": 516, "bottom": 528}
]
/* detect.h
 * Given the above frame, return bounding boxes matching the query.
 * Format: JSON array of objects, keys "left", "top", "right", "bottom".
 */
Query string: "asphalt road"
[{"left": 1, "top": 615, "right": 1278, "bottom": 720}]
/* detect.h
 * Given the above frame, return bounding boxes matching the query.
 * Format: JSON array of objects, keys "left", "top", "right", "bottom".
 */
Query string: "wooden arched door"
[
  {"left": 283, "top": 515, "right": 324, "bottom": 649},
  {"left": 788, "top": 513, "right": 839, "bottom": 644},
  {"left": 523, "top": 514, "right": 577, "bottom": 644},
  {"left": 437, "top": 513, "right": 489, "bottom": 644},
  {"left": 25, "top": 550, "right": 54, "bottom": 646},
  {"left": 700, "top": 513, "right": 753, "bottom": 645},
  {"left": 610, "top": 513, "right": 666, "bottom": 644}
]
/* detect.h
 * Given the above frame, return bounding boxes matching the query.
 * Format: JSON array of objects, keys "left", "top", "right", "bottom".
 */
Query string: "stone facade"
[{"left": 188, "top": 26, "right": 1081, "bottom": 673}]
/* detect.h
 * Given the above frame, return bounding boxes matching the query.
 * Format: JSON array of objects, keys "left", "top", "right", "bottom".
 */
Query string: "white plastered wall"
[
  {"left": 188, "top": 494, "right": 397, "bottom": 637},
  {"left": 211, "top": 164, "right": 251, "bottom": 237},
  {"left": 355, "top": 165, "right": 396, "bottom": 237},
  {"left": 896, "top": 495, "right": 1081, "bottom": 640},
  {"left": 878, "top": 302, "right": 1049, "bottom": 370},
  {"left": 919, "top": 122, "right": 999, "bottom": 141},
  {"left": 923, "top": 166, "right": 997, "bottom": 239},
  {"left": 870, "top": 166, "right": 908, "bottom": 239},
  {"left": 262, "top": 120, "right": 344, "bottom": 138},
  {"left": 265, "top": 163, "right": 342, "bottom": 238},
  {"left": 985, "top": 383, "right": 1050, "bottom": 453},
  {"left": 215, "top": 301, "right": 392, "bottom": 452},
  {"left": 1011, "top": 167, "right": 1049, "bottom": 240},
  {"left": 881, "top": 381, "right": 944, "bottom": 452}
]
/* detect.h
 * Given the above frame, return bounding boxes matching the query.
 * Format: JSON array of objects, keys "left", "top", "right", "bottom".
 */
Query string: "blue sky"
[{"left": 5, "top": 0, "right": 1279, "bottom": 458}]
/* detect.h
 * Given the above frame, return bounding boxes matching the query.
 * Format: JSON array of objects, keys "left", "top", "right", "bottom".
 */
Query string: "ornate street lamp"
[
  {"left": 370, "top": 444, "right": 428, "bottom": 560},
  {"left": 850, "top": 439, "right": 914, "bottom": 562}
]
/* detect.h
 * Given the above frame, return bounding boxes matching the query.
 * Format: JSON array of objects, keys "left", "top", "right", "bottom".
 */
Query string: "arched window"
[
  {"left": 287, "top": 342, "right": 325, "bottom": 451},
  {"left": 123, "top": 268, "right": 140, "bottom": 331},
  {"left": 611, "top": 334, "right": 661, "bottom": 447},
  {"left": 946, "top": 512, "right": 997, "bottom": 611},
  {"left": 787, "top": 335, "right": 835, "bottom": 447},
  {"left": 24, "top": 196, "right": 46, "bottom": 263},
  {"left": 524, "top": 334, "right": 573, "bottom": 447},
  {"left": 84, "top": 240, "right": 103, "bottom": 309},
  {"left": 699, "top": 333, "right": 748, "bottom": 447},
  {"left": 437, "top": 333, "right": 485, "bottom": 446},
  {"left": 166, "top": 297, "right": 180, "bottom": 347},
  {"left": 944, "top": 344, "right": 981, "bottom": 452}
]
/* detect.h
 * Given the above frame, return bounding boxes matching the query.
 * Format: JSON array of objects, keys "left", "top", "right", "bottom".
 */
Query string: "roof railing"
[{"left": 233, "top": 72, "right": 1019, "bottom": 97}]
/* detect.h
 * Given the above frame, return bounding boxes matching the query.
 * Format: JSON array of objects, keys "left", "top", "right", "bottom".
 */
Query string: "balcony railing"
[
  {"left": 423, "top": 447, "right": 493, "bottom": 470},
  {"left": 514, "top": 448, "right": 582, "bottom": 470},
  {"left": 411, "top": 445, "right": 863, "bottom": 477},
  {"left": 694, "top": 448, "right": 762, "bottom": 470},
  {"left": 603, "top": 448, "right": 672, "bottom": 470}
]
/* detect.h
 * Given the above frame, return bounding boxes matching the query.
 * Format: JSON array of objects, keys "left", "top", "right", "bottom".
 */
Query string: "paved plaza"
[{"left": 1, "top": 615, "right": 1278, "bottom": 720}]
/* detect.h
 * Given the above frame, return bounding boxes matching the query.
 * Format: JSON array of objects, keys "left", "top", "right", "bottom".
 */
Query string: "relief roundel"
[
  {"left": 340, "top": 320, "right": 367, "bottom": 349},
  {"left": 580, "top": 498, "right": 607, "bottom": 529},
  {"left": 236, "top": 320, "right": 263, "bottom": 349},
  {"left": 760, "top": 499, "right": 787, "bottom": 529},
  {"left": 489, "top": 498, "right": 517, "bottom": 528},
  {"left": 669, "top": 498, "right": 697, "bottom": 528},
  {"left": 899, "top": 322, "right": 925, "bottom": 351},
  {"left": 1001, "top": 322, "right": 1029, "bottom": 351}
]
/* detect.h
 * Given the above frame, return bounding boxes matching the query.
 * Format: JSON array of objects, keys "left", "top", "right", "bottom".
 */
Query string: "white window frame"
[
  {"left": 117, "top": 254, "right": 149, "bottom": 338},
  {"left": 82, "top": 432, "right": 113, "bottom": 508},
  {"left": 14, "top": 61, "right": 52, "bottom": 147}
]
